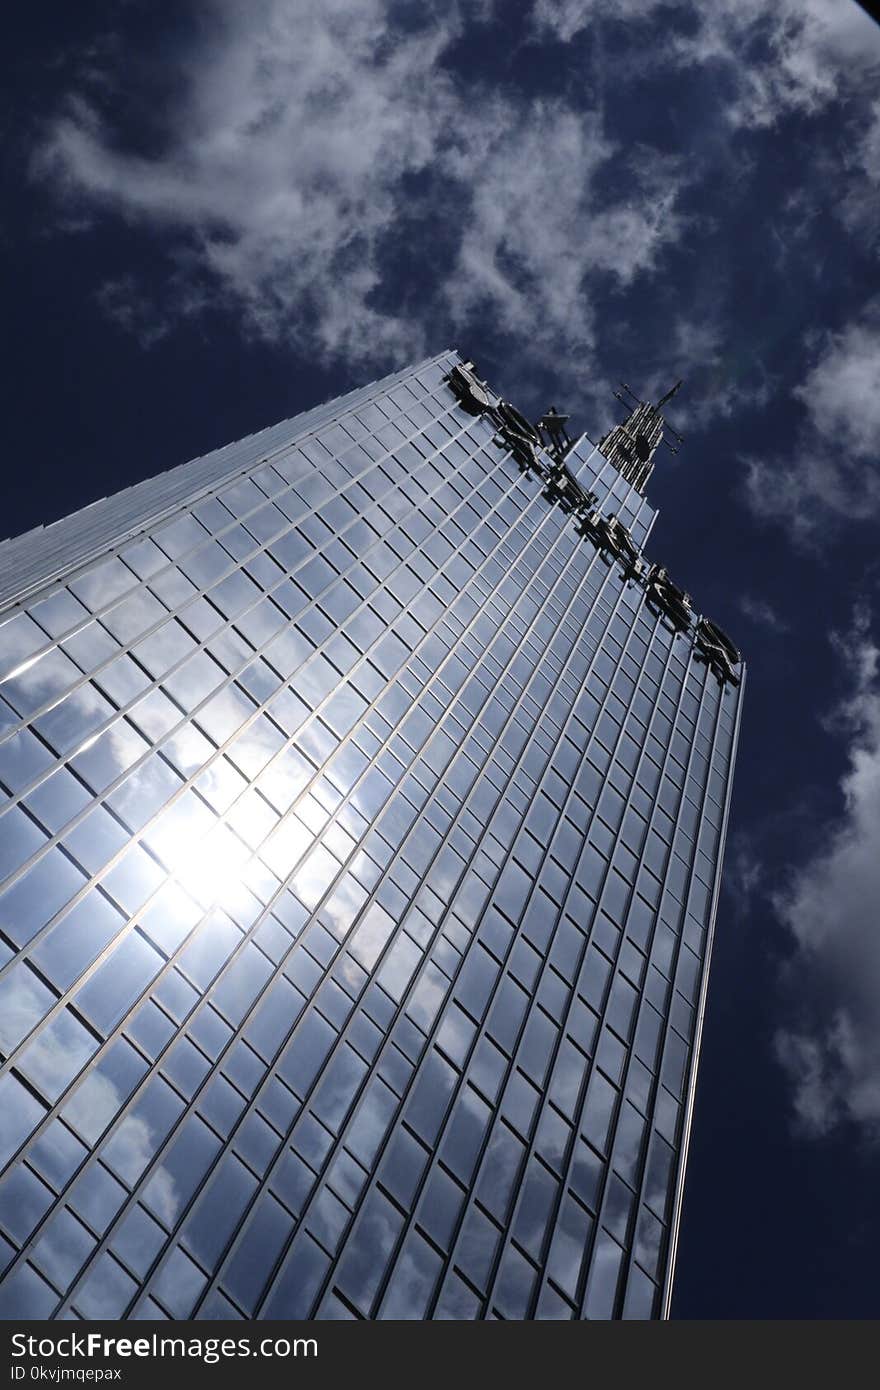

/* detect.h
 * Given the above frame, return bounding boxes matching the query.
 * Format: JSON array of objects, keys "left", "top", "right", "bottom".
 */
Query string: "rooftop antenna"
[{"left": 600, "top": 379, "right": 685, "bottom": 490}]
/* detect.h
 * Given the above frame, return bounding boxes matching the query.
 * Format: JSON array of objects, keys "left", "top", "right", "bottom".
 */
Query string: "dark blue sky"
[{"left": 4, "top": 0, "right": 880, "bottom": 1317}]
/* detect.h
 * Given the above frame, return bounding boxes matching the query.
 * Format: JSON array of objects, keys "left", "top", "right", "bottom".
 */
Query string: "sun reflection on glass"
[{"left": 173, "top": 822, "right": 253, "bottom": 909}]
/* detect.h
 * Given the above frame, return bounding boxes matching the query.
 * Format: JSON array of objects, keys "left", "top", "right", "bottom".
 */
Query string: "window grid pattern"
[{"left": 0, "top": 354, "right": 742, "bottom": 1320}]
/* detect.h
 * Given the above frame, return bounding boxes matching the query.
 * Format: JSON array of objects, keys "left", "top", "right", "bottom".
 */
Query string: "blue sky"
[{"left": 5, "top": 0, "right": 880, "bottom": 1316}]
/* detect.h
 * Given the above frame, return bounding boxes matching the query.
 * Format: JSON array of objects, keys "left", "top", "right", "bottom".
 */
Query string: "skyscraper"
[{"left": 0, "top": 349, "right": 743, "bottom": 1321}]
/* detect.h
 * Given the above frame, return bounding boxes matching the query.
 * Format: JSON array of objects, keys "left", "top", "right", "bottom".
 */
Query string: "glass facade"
[{"left": 0, "top": 349, "right": 743, "bottom": 1321}]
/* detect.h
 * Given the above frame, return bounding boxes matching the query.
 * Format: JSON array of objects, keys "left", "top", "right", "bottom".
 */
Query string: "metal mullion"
[
  {"left": 0, "top": 403, "right": 600, "bottom": 760},
  {"left": 0, "top": 423, "right": 500, "bottom": 822},
  {"left": 505, "top": 624, "right": 699, "bottom": 1317},
  {"left": 52, "top": 482, "right": 571, "bottom": 1319},
  {"left": 0, "top": 403, "right": 493, "bottom": 774},
  {"left": 0, "top": 438, "right": 517, "bottom": 980},
  {"left": 584, "top": 660, "right": 725, "bottom": 1319},
  {"left": 0, "top": 459, "right": 539, "bottom": 1030},
  {"left": 0, "top": 469, "right": 549, "bottom": 1196},
  {"left": 358, "top": 566, "right": 645, "bottom": 1318},
  {"left": 273, "top": 547, "right": 626, "bottom": 1318},
  {"left": 617, "top": 665, "right": 726, "bottom": 1312},
  {"left": 0, "top": 352, "right": 460, "bottom": 619},
  {"left": 178, "top": 508, "right": 655, "bottom": 1320},
  {"left": 470, "top": 607, "right": 678, "bottom": 1318},
  {"left": 585, "top": 451, "right": 658, "bottom": 548},
  {"left": 3, "top": 361, "right": 686, "bottom": 1312},
  {"left": 0, "top": 423, "right": 503, "bottom": 830},
  {"left": 566, "top": 654, "right": 724, "bottom": 1318},
  {"left": 0, "top": 477, "right": 534, "bottom": 1104},
  {"left": 659, "top": 671, "right": 744, "bottom": 1320},
  {"left": 520, "top": 627, "right": 696, "bottom": 1317},
  {"left": 235, "top": 504, "right": 615, "bottom": 1318},
  {"left": 0, "top": 379, "right": 486, "bottom": 740},
  {"left": 613, "top": 666, "right": 726, "bottom": 1290},
  {"left": 445, "top": 594, "right": 677, "bottom": 1318},
  {"left": 433, "top": 611, "right": 657, "bottom": 1322},
  {"left": 5, "top": 468, "right": 562, "bottom": 1306},
  {"left": 160, "top": 512, "right": 583, "bottom": 1313}
]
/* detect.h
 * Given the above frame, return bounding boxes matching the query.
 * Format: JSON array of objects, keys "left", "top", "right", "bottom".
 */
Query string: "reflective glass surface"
[{"left": 0, "top": 350, "right": 742, "bottom": 1320}]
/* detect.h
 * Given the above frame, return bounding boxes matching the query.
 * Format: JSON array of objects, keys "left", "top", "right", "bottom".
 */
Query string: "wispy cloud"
[
  {"left": 33, "top": 0, "right": 458, "bottom": 363},
  {"left": 30, "top": 0, "right": 694, "bottom": 379},
  {"left": 637, "top": 314, "right": 775, "bottom": 435},
  {"left": 31, "top": 1, "right": 879, "bottom": 396},
  {"left": 744, "top": 300, "right": 880, "bottom": 539},
  {"left": 532, "top": 0, "right": 880, "bottom": 127},
  {"left": 95, "top": 275, "right": 175, "bottom": 349},
  {"left": 25, "top": 0, "right": 880, "bottom": 456},
  {"left": 774, "top": 605, "right": 880, "bottom": 1137},
  {"left": 724, "top": 833, "right": 766, "bottom": 919},
  {"left": 836, "top": 97, "right": 880, "bottom": 249},
  {"left": 738, "top": 595, "right": 789, "bottom": 632},
  {"left": 795, "top": 315, "right": 880, "bottom": 461}
]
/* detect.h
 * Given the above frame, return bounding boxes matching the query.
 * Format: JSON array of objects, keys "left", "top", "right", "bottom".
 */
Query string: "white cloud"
[
  {"left": 532, "top": 0, "right": 663, "bottom": 45},
  {"left": 28, "top": 0, "right": 880, "bottom": 442},
  {"left": 795, "top": 317, "right": 880, "bottom": 460},
  {"left": 856, "top": 98, "right": 880, "bottom": 182},
  {"left": 444, "top": 109, "right": 686, "bottom": 376},
  {"left": 836, "top": 98, "right": 880, "bottom": 247},
  {"left": 30, "top": 1, "right": 702, "bottom": 375},
  {"left": 744, "top": 302, "right": 880, "bottom": 538},
  {"left": 638, "top": 312, "right": 775, "bottom": 434},
  {"left": 34, "top": 0, "right": 461, "bottom": 362},
  {"left": 532, "top": 0, "right": 880, "bottom": 129},
  {"left": 723, "top": 834, "right": 765, "bottom": 921},
  {"left": 96, "top": 275, "right": 174, "bottom": 348},
  {"left": 774, "top": 607, "right": 880, "bottom": 1137},
  {"left": 738, "top": 595, "right": 789, "bottom": 631}
]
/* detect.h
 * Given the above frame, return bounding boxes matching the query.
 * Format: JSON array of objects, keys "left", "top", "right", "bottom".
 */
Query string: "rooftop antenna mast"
[{"left": 601, "top": 378, "right": 685, "bottom": 490}]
